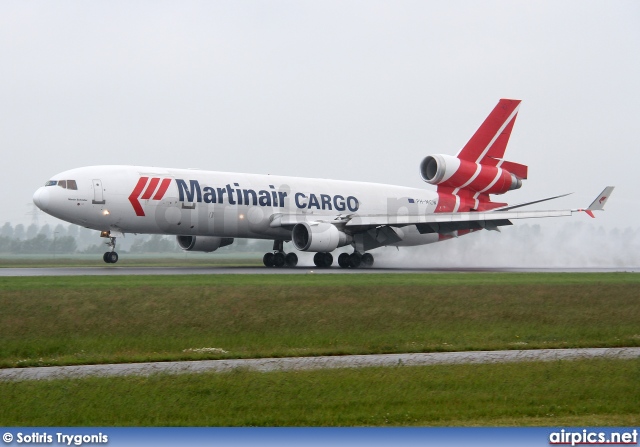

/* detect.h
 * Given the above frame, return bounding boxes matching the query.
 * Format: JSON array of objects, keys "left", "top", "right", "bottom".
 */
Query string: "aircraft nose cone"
[{"left": 33, "top": 187, "right": 50, "bottom": 211}]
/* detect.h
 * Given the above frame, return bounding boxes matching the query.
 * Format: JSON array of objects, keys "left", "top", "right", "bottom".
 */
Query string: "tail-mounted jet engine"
[
  {"left": 176, "top": 235, "right": 234, "bottom": 252},
  {"left": 420, "top": 154, "right": 526, "bottom": 195},
  {"left": 292, "top": 222, "right": 352, "bottom": 252}
]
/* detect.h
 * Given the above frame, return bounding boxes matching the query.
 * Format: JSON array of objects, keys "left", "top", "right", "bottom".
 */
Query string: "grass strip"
[
  {"left": 1, "top": 359, "right": 638, "bottom": 426},
  {"left": 1, "top": 273, "right": 639, "bottom": 368},
  {"left": 2, "top": 271, "right": 638, "bottom": 289}
]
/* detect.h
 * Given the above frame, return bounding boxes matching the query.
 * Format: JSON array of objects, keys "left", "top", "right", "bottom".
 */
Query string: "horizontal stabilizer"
[{"left": 494, "top": 159, "right": 528, "bottom": 179}]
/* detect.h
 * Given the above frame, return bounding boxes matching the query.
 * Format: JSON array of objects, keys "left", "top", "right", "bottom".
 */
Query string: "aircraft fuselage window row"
[{"left": 45, "top": 180, "right": 78, "bottom": 190}]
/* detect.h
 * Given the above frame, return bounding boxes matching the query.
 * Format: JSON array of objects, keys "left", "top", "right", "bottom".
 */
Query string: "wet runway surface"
[
  {"left": 1, "top": 348, "right": 638, "bottom": 381},
  {"left": 1, "top": 266, "right": 638, "bottom": 276}
]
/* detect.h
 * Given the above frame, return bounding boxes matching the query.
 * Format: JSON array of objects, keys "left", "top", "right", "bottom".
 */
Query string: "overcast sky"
[{"left": 1, "top": 1, "right": 638, "bottom": 231}]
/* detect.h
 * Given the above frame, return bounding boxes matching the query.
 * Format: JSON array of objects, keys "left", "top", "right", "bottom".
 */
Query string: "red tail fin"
[
  {"left": 457, "top": 98, "right": 521, "bottom": 163},
  {"left": 427, "top": 99, "right": 528, "bottom": 213}
]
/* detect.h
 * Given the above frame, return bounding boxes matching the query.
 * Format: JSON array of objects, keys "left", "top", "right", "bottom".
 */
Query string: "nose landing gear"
[{"left": 103, "top": 236, "right": 119, "bottom": 264}]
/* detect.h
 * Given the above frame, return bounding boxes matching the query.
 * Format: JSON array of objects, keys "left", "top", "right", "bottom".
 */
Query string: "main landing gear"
[
  {"left": 313, "top": 252, "right": 333, "bottom": 268},
  {"left": 261, "top": 240, "right": 375, "bottom": 269},
  {"left": 263, "top": 240, "right": 298, "bottom": 268},
  {"left": 310, "top": 251, "right": 375, "bottom": 268},
  {"left": 103, "top": 236, "right": 119, "bottom": 264},
  {"left": 338, "top": 252, "right": 374, "bottom": 269}
]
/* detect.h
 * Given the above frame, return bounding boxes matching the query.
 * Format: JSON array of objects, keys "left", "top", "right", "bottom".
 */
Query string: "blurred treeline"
[
  {"left": 1, "top": 220, "right": 637, "bottom": 265},
  {"left": 0, "top": 222, "right": 272, "bottom": 255}
]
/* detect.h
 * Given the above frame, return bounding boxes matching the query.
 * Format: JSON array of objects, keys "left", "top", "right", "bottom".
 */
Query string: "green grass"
[
  {"left": 1, "top": 359, "right": 638, "bottom": 426},
  {"left": 2, "top": 273, "right": 638, "bottom": 427},
  {"left": 1, "top": 273, "right": 639, "bottom": 368}
]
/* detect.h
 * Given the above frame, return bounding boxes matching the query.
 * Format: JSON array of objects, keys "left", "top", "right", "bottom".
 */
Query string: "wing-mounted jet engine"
[
  {"left": 176, "top": 235, "right": 234, "bottom": 252},
  {"left": 290, "top": 222, "right": 353, "bottom": 268}
]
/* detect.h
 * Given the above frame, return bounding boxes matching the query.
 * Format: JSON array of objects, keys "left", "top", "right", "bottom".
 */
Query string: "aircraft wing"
[
  {"left": 346, "top": 186, "right": 614, "bottom": 233},
  {"left": 270, "top": 187, "right": 614, "bottom": 235},
  {"left": 270, "top": 207, "right": 569, "bottom": 234},
  {"left": 344, "top": 208, "right": 571, "bottom": 233}
]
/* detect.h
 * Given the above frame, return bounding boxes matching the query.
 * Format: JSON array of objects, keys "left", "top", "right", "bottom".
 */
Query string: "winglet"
[
  {"left": 576, "top": 186, "right": 614, "bottom": 218},
  {"left": 587, "top": 186, "right": 614, "bottom": 211}
]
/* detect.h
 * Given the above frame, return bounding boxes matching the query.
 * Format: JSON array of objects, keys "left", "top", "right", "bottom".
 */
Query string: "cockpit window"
[{"left": 48, "top": 179, "right": 78, "bottom": 189}]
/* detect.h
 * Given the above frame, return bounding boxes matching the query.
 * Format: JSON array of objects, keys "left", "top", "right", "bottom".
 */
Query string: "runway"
[
  {"left": 1, "top": 266, "right": 638, "bottom": 276},
  {"left": 1, "top": 347, "right": 638, "bottom": 381}
]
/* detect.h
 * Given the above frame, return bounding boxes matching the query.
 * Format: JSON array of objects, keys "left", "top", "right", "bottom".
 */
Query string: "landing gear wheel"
[
  {"left": 361, "top": 253, "right": 374, "bottom": 267},
  {"left": 313, "top": 252, "right": 333, "bottom": 268},
  {"left": 348, "top": 252, "right": 362, "bottom": 268},
  {"left": 273, "top": 252, "right": 286, "bottom": 267},
  {"left": 102, "top": 235, "right": 119, "bottom": 263},
  {"left": 263, "top": 252, "right": 275, "bottom": 267},
  {"left": 103, "top": 252, "right": 118, "bottom": 264},
  {"left": 338, "top": 253, "right": 350, "bottom": 268},
  {"left": 285, "top": 252, "right": 298, "bottom": 267}
]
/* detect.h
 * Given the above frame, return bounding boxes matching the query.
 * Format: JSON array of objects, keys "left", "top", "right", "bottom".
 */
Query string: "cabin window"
[
  {"left": 58, "top": 180, "right": 67, "bottom": 189},
  {"left": 45, "top": 180, "right": 57, "bottom": 187},
  {"left": 67, "top": 180, "right": 78, "bottom": 190}
]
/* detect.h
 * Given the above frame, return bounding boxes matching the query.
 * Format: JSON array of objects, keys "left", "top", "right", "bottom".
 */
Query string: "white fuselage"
[{"left": 33, "top": 165, "right": 443, "bottom": 248}]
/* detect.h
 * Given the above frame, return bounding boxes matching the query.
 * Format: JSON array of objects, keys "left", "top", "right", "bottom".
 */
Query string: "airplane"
[{"left": 32, "top": 99, "right": 613, "bottom": 268}]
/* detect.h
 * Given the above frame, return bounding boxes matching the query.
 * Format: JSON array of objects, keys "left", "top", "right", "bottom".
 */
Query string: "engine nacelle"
[
  {"left": 292, "top": 222, "right": 352, "bottom": 252},
  {"left": 420, "top": 154, "right": 522, "bottom": 194},
  {"left": 420, "top": 154, "right": 461, "bottom": 184},
  {"left": 176, "top": 235, "right": 234, "bottom": 252}
]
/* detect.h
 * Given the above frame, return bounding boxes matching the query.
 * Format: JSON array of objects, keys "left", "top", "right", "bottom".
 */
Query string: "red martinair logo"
[{"left": 128, "top": 177, "right": 172, "bottom": 216}]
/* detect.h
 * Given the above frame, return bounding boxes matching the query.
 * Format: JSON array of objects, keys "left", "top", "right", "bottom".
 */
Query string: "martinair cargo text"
[{"left": 32, "top": 99, "right": 613, "bottom": 268}]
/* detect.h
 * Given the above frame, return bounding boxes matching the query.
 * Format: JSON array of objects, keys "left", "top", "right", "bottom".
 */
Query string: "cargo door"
[{"left": 92, "top": 179, "right": 105, "bottom": 204}]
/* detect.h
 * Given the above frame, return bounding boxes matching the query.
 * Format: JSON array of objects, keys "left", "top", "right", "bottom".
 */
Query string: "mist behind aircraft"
[
  {"left": 1, "top": 220, "right": 638, "bottom": 268},
  {"left": 374, "top": 221, "right": 640, "bottom": 268}
]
